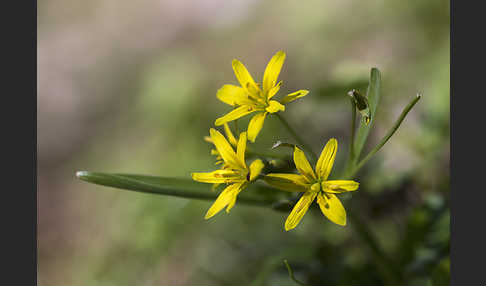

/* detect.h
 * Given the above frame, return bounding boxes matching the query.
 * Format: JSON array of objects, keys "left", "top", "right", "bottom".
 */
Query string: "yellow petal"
[
  {"left": 281, "top": 90, "right": 309, "bottom": 105},
  {"left": 223, "top": 123, "right": 238, "bottom": 146},
  {"left": 210, "top": 128, "right": 244, "bottom": 169},
  {"left": 246, "top": 81, "right": 263, "bottom": 100},
  {"left": 249, "top": 159, "right": 265, "bottom": 181},
  {"left": 267, "top": 81, "right": 282, "bottom": 100},
  {"left": 226, "top": 182, "right": 248, "bottom": 213},
  {"left": 315, "top": 138, "right": 337, "bottom": 180},
  {"left": 284, "top": 192, "right": 317, "bottom": 231},
  {"left": 232, "top": 59, "right": 256, "bottom": 91},
  {"left": 216, "top": 84, "right": 252, "bottom": 106},
  {"left": 236, "top": 132, "right": 247, "bottom": 169},
  {"left": 215, "top": 105, "right": 256, "bottom": 126},
  {"left": 192, "top": 169, "right": 239, "bottom": 183},
  {"left": 322, "top": 180, "right": 359, "bottom": 193},
  {"left": 192, "top": 172, "right": 224, "bottom": 183},
  {"left": 226, "top": 194, "right": 238, "bottom": 213},
  {"left": 263, "top": 51, "right": 286, "bottom": 93},
  {"left": 265, "top": 100, "right": 285, "bottom": 113},
  {"left": 204, "top": 136, "right": 213, "bottom": 143},
  {"left": 247, "top": 112, "right": 267, "bottom": 142},
  {"left": 316, "top": 193, "right": 346, "bottom": 226},
  {"left": 205, "top": 182, "right": 244, "bottom": 219},
  {"left": 293, "top": 147, "right": 316, "bottom": 182},
  {"left": 263, "top": 173, "right": 309, "bottom": 192}
]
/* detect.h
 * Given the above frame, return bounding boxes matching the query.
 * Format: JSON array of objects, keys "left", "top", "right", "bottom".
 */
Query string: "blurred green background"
[{"left": 38, "top": 0, "right": 449, "bottom": 285}]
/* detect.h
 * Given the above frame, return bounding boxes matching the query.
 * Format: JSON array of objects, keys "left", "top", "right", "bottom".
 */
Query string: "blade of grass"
[
  {"left": 76, "top": 171, "right": 275, "bottom": 207},
  {"left": 352, "top": 68, "right": 381, "bottom": 166}
]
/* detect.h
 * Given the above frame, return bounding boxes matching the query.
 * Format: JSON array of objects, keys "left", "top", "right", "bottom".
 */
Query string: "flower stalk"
[
  {"left": 275, "top": 113, "right": 318, "bottom": 163},
  {"left": 345, "top": 97, "right": 357, "bottom": 176},
  {"left": 283, "top": 259, "right": 306, "bottom": 286}
]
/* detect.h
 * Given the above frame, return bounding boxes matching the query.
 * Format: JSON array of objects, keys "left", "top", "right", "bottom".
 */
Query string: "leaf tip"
[
  {"left": 76, "top": 171, "right": 88, "bottom": 179},
  {"left": 272, "top": 140, "right": 283, "bottom": 149}
]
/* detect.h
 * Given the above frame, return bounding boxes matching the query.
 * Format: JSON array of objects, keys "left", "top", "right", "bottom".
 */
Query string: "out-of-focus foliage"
[{"left": 38, "top": 0, "right": 449, "bottom": 285}]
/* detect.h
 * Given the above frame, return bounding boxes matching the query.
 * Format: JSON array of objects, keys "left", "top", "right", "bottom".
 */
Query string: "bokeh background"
[{"left": 38, "top": 0, "right": 449, "bottom": 285}]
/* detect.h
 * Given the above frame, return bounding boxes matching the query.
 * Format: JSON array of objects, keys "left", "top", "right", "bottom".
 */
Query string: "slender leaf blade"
[
  {"left": 352, "top": 68, "right": 381, "bottom": 163},
  {"left": 76, "top": 171, "right": 274, "bottom": 206}
]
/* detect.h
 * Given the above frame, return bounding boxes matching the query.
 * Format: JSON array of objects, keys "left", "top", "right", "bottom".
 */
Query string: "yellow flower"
[
  {"left": 215, "top": 51, "right": 309, "bottom": 142},
  {"left": 192, "top": 128, "right": 265, "bottom": 219},
  {"left": 204, "top": 123, "right": 238, "bottom": 166},
  {"left": 203, "top": 123, "right": 239, "bottom": 191},
  {"left": 264, "top": 138, "right": 359, "bottom": 230}
]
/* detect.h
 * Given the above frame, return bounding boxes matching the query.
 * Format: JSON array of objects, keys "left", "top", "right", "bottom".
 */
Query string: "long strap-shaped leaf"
[
  {"left": 352, "top": 68, "right": 381, "bottom": 165},
  {"left": 76, "top": 171, "right": 275, "bottom": 207}
]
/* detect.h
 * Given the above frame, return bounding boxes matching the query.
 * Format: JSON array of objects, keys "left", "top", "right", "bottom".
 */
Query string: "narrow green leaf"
[
  {"left": 352, "top": 68, "right": 381, "bottom": 164},
  {"left": 271, "top": 140, "right": 296, "bottom": 150},
  {"left": 347, "top": 94, "right": 421, "bottom": 178},
  {"left": 76, "top": 171, "right": 274, "bottom": 206}
]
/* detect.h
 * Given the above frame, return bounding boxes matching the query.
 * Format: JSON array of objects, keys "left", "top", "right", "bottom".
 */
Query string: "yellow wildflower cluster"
[
  {"left": 214, "top": 51, "right": 308, "bottom": 142},
  {"left": 192, "top": 51, "right": 359, "bottom": 231}
]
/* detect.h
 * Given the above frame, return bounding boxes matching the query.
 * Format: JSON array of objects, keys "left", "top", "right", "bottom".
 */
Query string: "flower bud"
[{"left": 348, "top": 89, "right": 371, "bottom": 125}]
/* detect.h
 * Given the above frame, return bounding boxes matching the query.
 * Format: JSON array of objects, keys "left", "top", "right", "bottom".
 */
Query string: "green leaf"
[
  {"left": 76, "top": 171, "right": 274, "bottom": 206},
  {"left": 346, "top": 93, "right": 421, "bottom": 178},
  {"left": 431, "top": 258, "right": 450, "bottom": 286},
  {"left": 352, "top": 68, "right": 381, "bottom": 164}
]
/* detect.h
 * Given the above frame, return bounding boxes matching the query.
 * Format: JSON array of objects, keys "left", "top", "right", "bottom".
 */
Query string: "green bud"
[{"left": 348, "top": 89, "right": 371, "bottom": 125}]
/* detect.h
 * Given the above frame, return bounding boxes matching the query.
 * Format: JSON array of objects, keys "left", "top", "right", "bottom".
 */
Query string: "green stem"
[
  {"left": 348, "top": 210, "right": 401, "bottom": 285},
  {"left": 347, "top": 94, "right": 421, "bottom": 178},
  {"left": 275, "top": 113, "right": 317, "bottom": 163},
  {"left": 340, "top": 94, "right": 420, "bottom": 284},
  {"left": 247, "top": 148, "right": 289, "bottom": 160},
  {"left": 345, "top": 98, "right": 357, "bottom": 176},
  {"left": 283, "top": 259, "right": 306, "bottom": 286}
]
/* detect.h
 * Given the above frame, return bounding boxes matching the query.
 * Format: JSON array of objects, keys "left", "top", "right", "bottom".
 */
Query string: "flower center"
[{"left": 310, "top": 182, "right": 321, "bottom": 193}]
